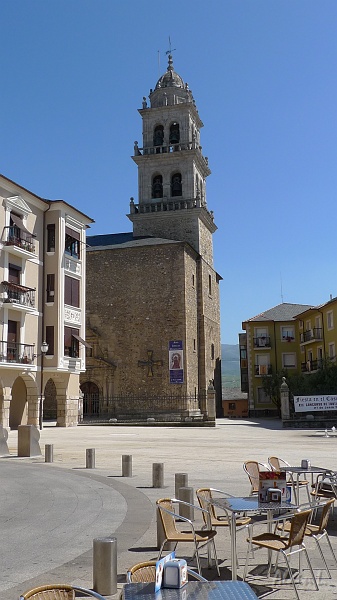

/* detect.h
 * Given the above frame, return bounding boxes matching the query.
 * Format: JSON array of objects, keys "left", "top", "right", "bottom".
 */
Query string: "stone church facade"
[{"left": 82, "top": 55, "right": 222, "bottom": 422}]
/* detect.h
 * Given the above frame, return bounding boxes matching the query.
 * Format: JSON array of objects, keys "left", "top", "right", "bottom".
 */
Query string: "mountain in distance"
[{"left": 221, "top": 343, "right": 241, "bottom": 391}]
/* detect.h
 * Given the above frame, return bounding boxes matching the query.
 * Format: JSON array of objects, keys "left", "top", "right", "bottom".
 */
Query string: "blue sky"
[{"left": 1, "top": 1, "right": 337, "bottom": 344}]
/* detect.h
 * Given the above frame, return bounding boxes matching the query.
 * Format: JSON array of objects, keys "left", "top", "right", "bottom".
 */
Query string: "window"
[
  {"left": 64, "top": 326, "right": 79, "bottom": 358},
  {"left": 171, "top": 173, "right": 182, "bottom": 197},
  {"left": 257, "top": 387, "right": 270, "bottom": 404},
  {"left": 329, "top": 343, "right": 335, "bottom": 360},
  {"left": 64, "top": 276, "right": 79, "bottom": 308},
  {"left": 45, "top": 326, "right": 54, "bottom": 355},
  {"left": 193, "top": 339, "right": 196, "bottom": 351},
  {"left": 229, "top": 402, "right": 236, "bottom": 410},
  {"left": 281, "top": 326, "right": 294, "bottom": 341},
  {"left": 327, "top": 311, "right": 334, "bottom": 330},
  {"left": 65, "top": 227, "right": 80, "bottom": 259},
  {"left": 47, "top": 224, "right": 55, "bottom": 252},
  {"left": 169, "top": 122, "right": 180, "bottom": 144},
  {"left": 208, "top": 274, "right": 212, "bottom": 295},
  {"left": 152, "top": 175, "right": 163, "bottom": 199},
  {"left": 282, "top": 353, "right": 296, "bottom": 368},
  {"left": 211, "top": 343, "right": 215, "bottom": 360},
  {"left": 46, "top": 274, "right": 55, "bottom": 303},
  {"left": 8, "top": 263, "right": 21, "bottom": 284},
  {"left": 192, "top": 273, "right": 195, "bottom": 287}
]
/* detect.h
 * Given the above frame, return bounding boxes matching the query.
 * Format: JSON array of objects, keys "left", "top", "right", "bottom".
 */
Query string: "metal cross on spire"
[{"left": 165, "top": 36, "right": 176, "bottom": 56}]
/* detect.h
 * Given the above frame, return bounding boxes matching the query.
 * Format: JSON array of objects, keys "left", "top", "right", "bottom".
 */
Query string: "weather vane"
[{"left": 166, "top": 36, "right": 176, "bottom": 55}]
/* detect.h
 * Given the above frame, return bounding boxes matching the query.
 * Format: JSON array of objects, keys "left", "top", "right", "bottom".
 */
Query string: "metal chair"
[
  {"left": 156, "top": 497, "right": 220, "bottom": 576},
  {"left": 243, "top": 509, "right": 318, "bottom": 600},
  {"left": 268, "top": 456, "right": 310, "bottom": 503},
  {"left": 196, "top": 487, "right": 251, "bottom": 531},
  {"left": 126, "top": 561, "right": 207, "bottom": 582},
  {"left": 243, "top": 461, "right": 270, "bottom": 495},
  {"left": 277, "top": 498, "right": 337, "bottom": 578},
  {"left": 20, "top": 585, "right": 106, "bottom": 600}
]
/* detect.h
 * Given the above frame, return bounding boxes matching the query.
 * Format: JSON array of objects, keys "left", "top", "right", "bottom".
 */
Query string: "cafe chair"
[
  {"left": 126, "top": 561, "right": 207, "bottom": 582},
  {"left": 20, "top": 584, "right": 106, "bottom": 600},
  {"left": 311, "top": 472, "right": 337, "bottom": 505},
  {"left": 196, "top": 487, "right": 251, "bottom": 531},
  {"left": 243, "top": 461, "right": 270, "bottom": 495},
  {"left": 276, "top": 498, "right": 337, "bottom": 578},
  {"left": 268, "top": 456, "right": 310, "bottom": 503},
  {"left": 156, "top": 497, "right": 220, "bottom": 576},
  {"left": 243, "top": 508, "right": 318, "bottom": 600}
]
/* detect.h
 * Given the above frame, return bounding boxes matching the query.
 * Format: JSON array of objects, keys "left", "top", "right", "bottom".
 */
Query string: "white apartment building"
[{"left": 0, "top": 173, "right": 93, "bottom": 428}]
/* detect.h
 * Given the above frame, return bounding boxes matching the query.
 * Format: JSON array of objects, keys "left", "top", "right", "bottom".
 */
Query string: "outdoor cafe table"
[
  {"left": 123, "top": 581, "right": 259, "bottom": 600},
  {"left": 209, "top": 496, "right": 297, "bottom": 581},
  {"left": 279, "top": 465, "right": 330, "bottom": 504}
]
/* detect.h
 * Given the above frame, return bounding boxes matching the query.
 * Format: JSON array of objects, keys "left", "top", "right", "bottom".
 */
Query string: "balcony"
[
  {"left": 2, "top": 226, "right": 35, "bottom": 254},
  {"left": 255, "top": 364, "right": 272, "bottom": 376},
  {"left": 301, "top": 359, "right": 325, "bottom": 373},
  {"left": 2, "top": 282, "right": 35, "bottom": 308},
  {"left": 254, "top": 336, "right": 271, "bottom": 348},
  {"left": 0, "top": 341, "right": 35, "bottom": 364},
  {"left": 300, "top": 328, "right": 323, "bottom": 344}
]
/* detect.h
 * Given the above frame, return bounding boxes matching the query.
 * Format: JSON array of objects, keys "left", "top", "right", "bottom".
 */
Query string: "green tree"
[{"left": 261, "top": 371, "right": 286, "bottom": 416}]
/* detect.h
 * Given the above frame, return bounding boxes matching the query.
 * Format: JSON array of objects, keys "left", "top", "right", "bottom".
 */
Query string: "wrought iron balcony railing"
[
  {"left": 0, "top": 341, "right": 35, "bottom": 364},
  {"left": 254, "top": 364, "right": 272, "bottom": 376},
  {"left": 300, "top": 328, "right": 323, "bottom": 343},
  {"left": 253, "top": 336, "right": 271, "bottom": 348},
  {"left": 2, "top": 282, "right": 35, "bottom": 308},
  {"left": 3, "top": 226, "right": 35, "bottom": 253}
]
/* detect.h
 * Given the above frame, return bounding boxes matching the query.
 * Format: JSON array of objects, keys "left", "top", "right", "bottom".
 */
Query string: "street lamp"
[{"left": 38, "top": 341, "right": 49, "bottom": 430}]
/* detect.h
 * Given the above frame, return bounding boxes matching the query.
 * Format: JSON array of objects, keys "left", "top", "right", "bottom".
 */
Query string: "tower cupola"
[{"left": 150, "top": 55, "right": 195, "bottom": 108}]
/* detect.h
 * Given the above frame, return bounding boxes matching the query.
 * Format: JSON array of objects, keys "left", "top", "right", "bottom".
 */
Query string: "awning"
[
  {"left": 72, "top": 334, "right": 92, "bottom": 348},
  {"left": 2, "top": 281, "right": 35, "bottom": 292},
  {"left": 10, "top": 214, "right": 36, "bottom": 238}
]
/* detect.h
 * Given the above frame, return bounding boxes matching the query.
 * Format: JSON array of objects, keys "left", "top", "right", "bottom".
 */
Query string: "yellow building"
[
  {"left": 295, "top": 296, "right": 337, "bottom": 373},
  {"left": 0, "top": 173, "right": 93, "bottom": 428},
  {"left": 241, "top": 303, "right": 312, "bottom": 416}
]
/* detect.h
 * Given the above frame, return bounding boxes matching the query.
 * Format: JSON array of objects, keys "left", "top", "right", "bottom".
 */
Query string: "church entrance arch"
[
  {"left": 9, "top": 377, "right": 27, "bottom": 429},
  {"left": 81, "top": 381, "right": 100, "bottom": 418},
  {"left": 44, "top": 379, "right": 57, "bottom": 421}
]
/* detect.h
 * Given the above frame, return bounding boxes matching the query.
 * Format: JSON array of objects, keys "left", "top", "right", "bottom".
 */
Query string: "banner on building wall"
[
  {"left": 294, "top": 395, "right": 337, "bottom": 412},
  {"left": 169, "top": 340, "right": 184, "bottom": 384}
]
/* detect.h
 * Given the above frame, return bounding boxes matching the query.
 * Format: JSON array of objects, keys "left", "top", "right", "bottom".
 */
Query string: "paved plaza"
[{"left": 2, "top": 418, "right": 337, "bottom": 600}]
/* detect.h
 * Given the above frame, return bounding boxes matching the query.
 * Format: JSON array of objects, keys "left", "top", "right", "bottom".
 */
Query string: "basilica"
[{"left": 81, "top": 55, "right": 222, "bottom": 422}]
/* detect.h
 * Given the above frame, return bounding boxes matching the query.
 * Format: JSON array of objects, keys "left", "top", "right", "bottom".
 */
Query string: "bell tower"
[{"left": 128, "top": 54, "right": 217, "bottom": 267}]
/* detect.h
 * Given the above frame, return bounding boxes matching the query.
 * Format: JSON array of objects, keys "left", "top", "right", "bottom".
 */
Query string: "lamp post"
[{"left": 39, "top": 341, "right": 49, "bottom": 430}]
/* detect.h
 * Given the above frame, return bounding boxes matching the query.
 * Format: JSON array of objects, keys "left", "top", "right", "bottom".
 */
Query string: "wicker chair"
[
  {"left": 196, "top": 487, "right": 251, "bottom": 531},
  {"left": 20, "top": 585, "right": 106, "bottom": 600},
  {"left": 126, "top": 561, "right": 207, "bottom": 583},
  {"left": 277, "top": 498, "right": 337, "bottom": 578},
  {"left": 243, "top": 509, "right": 318, "bottom": 600},
  {"left": 156, "top": 497, "right": 220, "bottom": 576},
  {"left": 243, "top": 461, "right": 270, "bottom": 495},
  {"left": 268, "top": 456, "right": 310, "bottom": 503}
]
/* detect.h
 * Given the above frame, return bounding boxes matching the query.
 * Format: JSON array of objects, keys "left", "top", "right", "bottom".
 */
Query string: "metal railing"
[
  {"left": 82, "top": 393, "right": 204, "bottom": 420},
  {"left": 3, "top": 226, "right": 35, "bottom": 253},
  {"left": 300, "top": 328, "right": 323, "bottom": 343},
  {"left": 2, "top": 283, "right": 35, "bottom": 308},
  {"left": 0, "top": 341, "right": 35, "bottom": 364},
  {"left": 254, "top": 364, "right": 272, "bottom": 376},
  {"left": 253, "top": 336, "right": 271, "bottom": 348}
]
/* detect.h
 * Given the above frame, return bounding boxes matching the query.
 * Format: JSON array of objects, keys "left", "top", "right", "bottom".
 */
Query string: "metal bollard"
[
  {"left": 122, "top": 454, "right": 132, "bottom": 477},
  {"left": 45, "top": 444, "right": 54, "bottom": 463},
  {"left": 178, "top": 487, "right": 194, "bottom": 521},
  {"left": 93, "top": 537, "right": 117, "bottom": 596},
  {"left": 86, "top": 448, "right": 95, "bottom": 469},
  {"left": 153, "top": 462, "right": 164, "bottom": 488},
  {"left": 175, "top": 472, "right": 188, "bottom": 498}
]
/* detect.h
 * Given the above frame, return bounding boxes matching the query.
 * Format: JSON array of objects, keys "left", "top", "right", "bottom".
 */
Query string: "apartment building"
[
  {"left": 241, "top": 303, "right": 312, "bottom": 416},
  {"left": 0, "top": 174, "right": 93, "bottom": 428},
  {"left": 295, "top": 296, "right": 337, "bottom": 373}
]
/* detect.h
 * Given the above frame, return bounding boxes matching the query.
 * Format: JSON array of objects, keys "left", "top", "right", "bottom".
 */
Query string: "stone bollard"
[
  {"left": 175, "top": 473, "right": 188, "bottom": 498},
  {"left": 18, "top": 425, "right": 42, "bottom": 457},
  {"left": 153, "top": 462, "right": 164, "bottom": 488},
  {"left": 45, "top": 444, "right": 54, "bottom": 463},
  {"left": 178, "top": 487, "right": 194, "bottom": 521},
  {"left": 122, "top": 454, "right": 132, "bottom": 477},
  {"left": 0, "top": 425, "right": 9, "bottom": 456},
  {"left": 86, "top": 448, "right": 95, "bottom": 468},
  {"left": 93, "top": 537, "right": 117, "bottom": 596}
]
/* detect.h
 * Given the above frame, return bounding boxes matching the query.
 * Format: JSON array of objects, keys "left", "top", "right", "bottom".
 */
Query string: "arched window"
[
  {"left": 169, "top": 122, "right": 180, "bottom": 144},
  {"left": 152, "top": 175, "right": 163, "bottom": 199},
  {"left": 153, "top": 125, "right": 164, "bottom": 147},
  {"left": 171, "top": 173, "right": 182, "bottom": 197}
]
